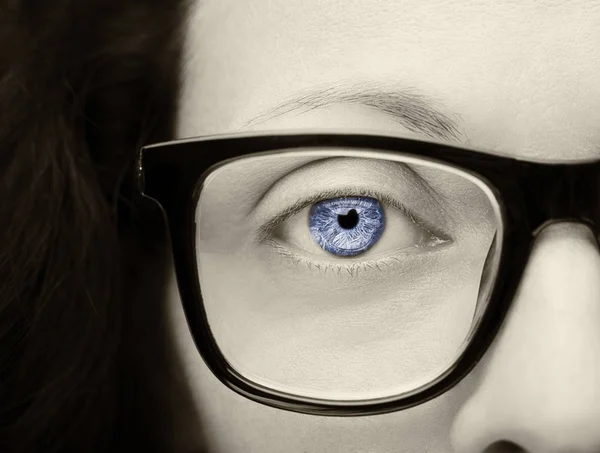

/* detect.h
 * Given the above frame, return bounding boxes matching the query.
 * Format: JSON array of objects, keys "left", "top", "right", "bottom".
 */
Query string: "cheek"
[
  {"left": 199, "top": 250, "right": 480, "bottom": 399},
  {"left": 164, "top": 268, "right": 481, "bottom": 453}
]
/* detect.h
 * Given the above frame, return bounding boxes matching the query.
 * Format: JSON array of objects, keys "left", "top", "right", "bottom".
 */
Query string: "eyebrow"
[{"left": 243, "top": 82, "right": 466, "bottom": 142}]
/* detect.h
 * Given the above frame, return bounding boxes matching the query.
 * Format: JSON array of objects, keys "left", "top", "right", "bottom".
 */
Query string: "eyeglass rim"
[{"left": 136, "top": 130, "right": 600, "bottom": 416}]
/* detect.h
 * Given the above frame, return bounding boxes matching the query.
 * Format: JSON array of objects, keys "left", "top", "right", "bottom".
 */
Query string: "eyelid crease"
[
  {"left": 249, "top": 156, "right": 448, "bottom": 218},
  {"left": 253, "top": 186, "right": 451, "bottom": 246},
  {"left": 402, "top": 162, "right": 451, "bottom": 209}
]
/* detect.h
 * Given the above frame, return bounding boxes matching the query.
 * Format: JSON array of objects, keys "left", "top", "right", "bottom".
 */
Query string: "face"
[{"left": 164, "top": 1, "right": 600, "bottom": 452}]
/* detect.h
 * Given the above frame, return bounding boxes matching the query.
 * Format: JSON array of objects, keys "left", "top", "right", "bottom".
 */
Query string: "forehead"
[{"left": 177, "top": 0, "right": 600, "bottom": 160}]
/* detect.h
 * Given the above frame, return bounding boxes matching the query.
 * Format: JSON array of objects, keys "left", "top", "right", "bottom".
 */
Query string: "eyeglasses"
[{"left": 136, "top": 130, "right": 600, "bottom": 416}]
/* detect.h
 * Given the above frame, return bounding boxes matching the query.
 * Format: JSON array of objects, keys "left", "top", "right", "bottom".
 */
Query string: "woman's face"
[{"left": 165, "top": 1, "right": 600, "bottom": 452}]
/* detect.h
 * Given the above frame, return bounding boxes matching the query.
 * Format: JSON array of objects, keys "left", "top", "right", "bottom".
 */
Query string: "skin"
[{"left": 164, "top": 1, "right": 600, "bottom": 452}]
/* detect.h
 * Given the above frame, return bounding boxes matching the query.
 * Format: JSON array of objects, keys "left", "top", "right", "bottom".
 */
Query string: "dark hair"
[{"left": 0, "top": 1, "right": 188, "bottom": 451}]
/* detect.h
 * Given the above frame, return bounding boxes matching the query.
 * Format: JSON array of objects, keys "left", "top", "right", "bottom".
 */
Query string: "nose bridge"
[
  {"left": 533, "top": 218, "right": 599, "bottom": 244},
  {"left": 519, "top": 161, "right": 600, "bottom": 232},
  {"left": 491, "top": 222, "right": 600, "bottom": 382},
  {"left": 450, "top": 220, "right": 600, "bottom": 453}
]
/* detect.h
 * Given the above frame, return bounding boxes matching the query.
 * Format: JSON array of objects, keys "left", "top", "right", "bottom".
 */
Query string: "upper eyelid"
[
  {"left": 251, "top": 157, "right": 443, "bottom": 215},
  {"left": 253, "top": 187, "right": 451, "bottom": 246},
  {"left": 253, "top": 187, "right": 383, "bottom": 244}
]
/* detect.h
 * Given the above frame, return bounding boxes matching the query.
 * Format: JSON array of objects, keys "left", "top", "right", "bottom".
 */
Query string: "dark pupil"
[{"left": 337, "top": 209, "right": 359, "bottom": 229}]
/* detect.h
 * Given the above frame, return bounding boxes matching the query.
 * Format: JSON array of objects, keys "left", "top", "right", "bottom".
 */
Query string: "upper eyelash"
[{"left": 254, "top": 186, "right": 433, "bottom": 245}]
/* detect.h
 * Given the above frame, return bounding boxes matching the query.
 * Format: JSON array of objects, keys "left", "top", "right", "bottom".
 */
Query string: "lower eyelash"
[{"left": 264, "top": 239, "right": 410, "bottom": 277}]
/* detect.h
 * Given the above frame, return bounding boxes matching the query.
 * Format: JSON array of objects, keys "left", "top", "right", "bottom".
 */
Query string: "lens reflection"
[{"left": 196, "top": 150, "right": 501, "bottom": 400}]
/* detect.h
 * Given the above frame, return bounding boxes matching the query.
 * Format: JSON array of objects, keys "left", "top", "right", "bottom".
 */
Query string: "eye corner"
[{"left": 421, "top": 234, "right": 454, "bottom": 251}]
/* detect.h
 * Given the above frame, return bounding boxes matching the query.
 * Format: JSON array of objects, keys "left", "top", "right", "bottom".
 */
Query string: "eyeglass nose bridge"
[{"left": 513, "top": 161, "right": 600, "bottom": 241}]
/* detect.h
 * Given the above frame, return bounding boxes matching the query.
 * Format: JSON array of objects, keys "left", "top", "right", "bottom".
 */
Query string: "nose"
[{"left": 450, "top": 222, "right": 600, "bottom": 453}]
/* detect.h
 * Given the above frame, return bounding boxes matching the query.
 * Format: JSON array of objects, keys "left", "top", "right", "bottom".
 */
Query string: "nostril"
[{"left": 482, "top": 440, "right": 526, "bottom": 453}]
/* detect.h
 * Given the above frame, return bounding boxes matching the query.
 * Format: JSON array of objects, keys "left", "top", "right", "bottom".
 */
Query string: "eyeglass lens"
[{"left": 195, "top": 149, "right": 502, "bottom": 401}]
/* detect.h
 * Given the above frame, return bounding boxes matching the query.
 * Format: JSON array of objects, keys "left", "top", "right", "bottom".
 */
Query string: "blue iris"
[{"left": 309, "top": 197, "right": 385, "bottom": 257}]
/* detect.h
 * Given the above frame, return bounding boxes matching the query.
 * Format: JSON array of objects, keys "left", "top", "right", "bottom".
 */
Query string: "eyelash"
[
  {"left": 255, "top": 186, "right": 423, "bottom": 244},
  {"left": 255, "top": 186, "right": 445, "bottom": 275},
  {"left": 263, "top": 238, "right": 415, "bottom": 277}
]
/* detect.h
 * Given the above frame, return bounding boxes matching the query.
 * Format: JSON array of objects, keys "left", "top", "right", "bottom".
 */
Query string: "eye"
[
  {"left": 309, "top": 196, "right": 385, "bottom": 257},
  {"left": 271, "top": 194, "right": 447, "bottom": 261}
]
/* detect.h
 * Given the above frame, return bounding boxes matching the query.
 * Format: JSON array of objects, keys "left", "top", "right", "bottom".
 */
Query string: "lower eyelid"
[
  {"left": 262, "top": 237, "right": 452, "bottom": 277},
  {"left": 267, "top": 240, "right": 406, "bottom": 276}
]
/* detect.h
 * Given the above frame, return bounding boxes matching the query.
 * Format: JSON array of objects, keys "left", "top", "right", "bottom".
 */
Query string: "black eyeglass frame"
[{"left": 136, "top": 130, "right": 600, "bottom": 417}]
